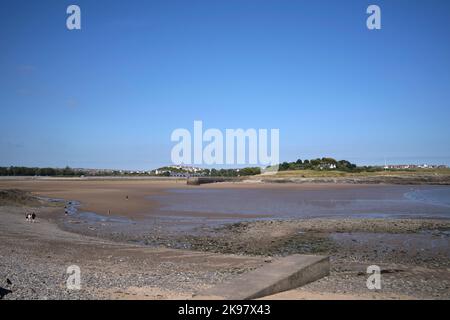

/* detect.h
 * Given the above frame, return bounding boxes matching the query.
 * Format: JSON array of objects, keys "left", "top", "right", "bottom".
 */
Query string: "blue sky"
[{"left": 1, "top": 0, "right": 450, "bottom": 169}]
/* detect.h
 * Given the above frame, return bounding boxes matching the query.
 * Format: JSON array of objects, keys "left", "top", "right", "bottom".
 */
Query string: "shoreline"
[
  {"left": 1, "top": 181, "right": 450, "bottom": 300},
  {"left": 2, "top": 201, "right": 449, "bottom": 300},
  {"left": 0, "top": 204, "right": 266, "bottom": 300},
  {"left": 1, "top": 169, "right": 450, "bottom": 185},
  {"left": 2, "top": 179, "right": 450, "bottom": 220}
]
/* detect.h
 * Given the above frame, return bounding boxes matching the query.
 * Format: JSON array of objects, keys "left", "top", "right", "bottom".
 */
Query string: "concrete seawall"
[
  {"left": 194, "top": 254, "right": 330, "bottom": 300},
  {"left": 187, "top": 177, "right": 239, "bottom": 185}
]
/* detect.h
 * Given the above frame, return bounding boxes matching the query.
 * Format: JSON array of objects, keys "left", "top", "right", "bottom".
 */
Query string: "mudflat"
[
  {"left": 1, "top": 178, "right": 449, "bottom": 220},
  {"left": 1, "top": 178, "right": 450, "bottom": 300},
  {"left": 0, "top": 178, "right": 185, "bottom": 218}
]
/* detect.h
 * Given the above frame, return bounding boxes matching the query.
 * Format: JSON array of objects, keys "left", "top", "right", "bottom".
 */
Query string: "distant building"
[
  {"left": 384, "top": 164, "right": 447, "bottom": 170},
  {"left": 319, "top": 163, "right": 337, "bottom": 170},
  {"left": 384, "top": 164, "right": 417, "bottom": 169},
  {"left": 152, "top": 165, "right": 207, "bottom": 177}
]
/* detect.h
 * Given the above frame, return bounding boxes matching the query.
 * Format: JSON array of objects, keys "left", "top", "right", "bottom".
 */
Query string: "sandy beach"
[
  {"left": 0, "top": 178, "right": 185, "bottom": 218},
  {"left": 0, "top": 178, "right": 378, "bottom": 217},
  {"left": 1, "top": 178, "right": 450, "bottom": 300},
  {"left": 0, "top": 203, "right": 265, "bottom": 300}
]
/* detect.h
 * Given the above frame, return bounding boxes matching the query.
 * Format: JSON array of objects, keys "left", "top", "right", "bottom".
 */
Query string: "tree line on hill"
[
  {"left": 209, "top": 167, "right": 261, "bottom": 176},
  {"left": 0, "top": 166, "right": 146, "bottom": 177},
  {"left": 277, "top": 157, "right": 382, "bottom": 172},
  {"left": 0, "top": 166, "right": 86, "bottom": 176}
]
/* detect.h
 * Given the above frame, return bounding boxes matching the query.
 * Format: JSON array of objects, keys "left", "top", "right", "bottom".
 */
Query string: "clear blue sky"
[{"left": 1, "top": 0, "right": 450, "bottom": 170}]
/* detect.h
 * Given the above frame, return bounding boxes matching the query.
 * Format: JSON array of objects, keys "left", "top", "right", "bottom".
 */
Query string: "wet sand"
[
  {"left": 153, "top": 184, "right": 450, "bottom": 220},
  {"left": 0, "top": 205, "right": 265, "bottom": 300},
  {"left": 0, "top": 179, "right": 297, "bottom": 219},
  {"left": 0, "top": 179, "right": 181, "bottom": 218},
  {"left": 0, "top": 179, "right": 337, "bottom": 215},
  {"left": 1, "top": 179, "right": 449, "bottom": 220}
]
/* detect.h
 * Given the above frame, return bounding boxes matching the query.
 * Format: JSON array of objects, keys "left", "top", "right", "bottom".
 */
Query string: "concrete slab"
[{"left": 194, "top": 254, "right": 330, "bottom": 300}]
